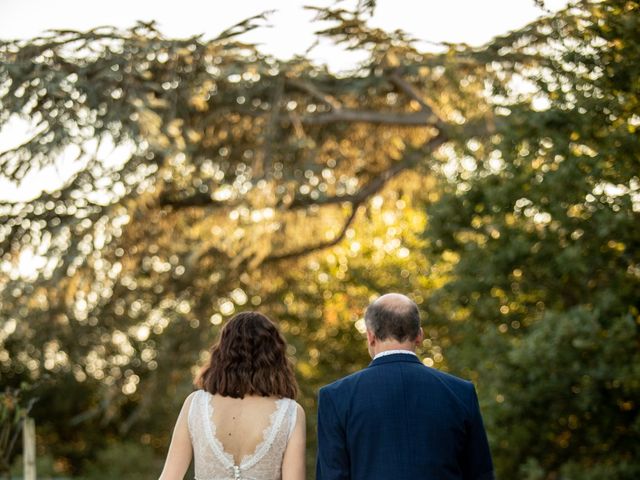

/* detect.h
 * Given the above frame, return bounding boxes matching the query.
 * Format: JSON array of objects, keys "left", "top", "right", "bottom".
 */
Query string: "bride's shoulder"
[
  {"left": 284, "top": 400, "right": 306, "bottom": 438},
  {"left": 288, "top": 399, "right": 306, "bottom": 422},
  {"left": 188, "top": 389, "right": 204, "bottom": 399},
  {"left": 282, "top": 397, "right": 304, "bottom": 408},
  {"left": 279, "top": 397, "right": 305, "bottom": 416},
  {"left": 183, "top": 389, "right": 204, "bottom": 408}
]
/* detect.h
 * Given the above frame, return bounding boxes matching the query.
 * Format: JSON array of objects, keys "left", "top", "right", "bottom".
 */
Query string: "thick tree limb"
[
  {"left": 287, "top": 158, "right": 408, "bottom": 210},
  {"left": 298, "top": 108, "right": 438, "bottom": 126},
  {"left": 264, "top": 132, "right": 447, "bottom": 262},
  {"left": 285, "top": 78, "right": 343, "bottom": 110},
  {"left": 263, "top": 203, "right": 361, "bottom": 263},
  {"left": 288, "top": 132, "right": 447, "bottom": 210},
  {"left": 387, "top": 71, "right": 446, "bottom": 130},
  {"left": 157, "top": 190, "right": 231, "bottom": 209},
  {"left": 167, "top": 133, "right": 446, "bottom": 270},
  {"left": 157, "top": 133, "right": 447, "bottom": 213}
]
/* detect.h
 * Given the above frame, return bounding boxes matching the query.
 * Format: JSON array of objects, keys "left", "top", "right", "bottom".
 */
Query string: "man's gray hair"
[{"left": 364, "top": 294, "right": 420, "bottom": 342}]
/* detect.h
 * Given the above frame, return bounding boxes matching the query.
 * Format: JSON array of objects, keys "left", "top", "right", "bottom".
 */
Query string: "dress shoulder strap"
[
  {"left": 187, "top": 390, "right": 202, "bottom": 435},
  {"left": 286, "top": 398, "right": 298, "bottom": 441}
]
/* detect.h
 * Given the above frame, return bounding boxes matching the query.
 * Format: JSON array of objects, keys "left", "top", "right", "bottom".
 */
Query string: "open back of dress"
[{"left": 188, "top": 390, "right": 297, "bottom": 480}]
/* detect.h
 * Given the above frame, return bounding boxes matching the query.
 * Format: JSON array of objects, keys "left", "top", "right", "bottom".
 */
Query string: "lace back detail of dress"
[{"left": 188, "top": 390, "right": 297, "bottom": 480}]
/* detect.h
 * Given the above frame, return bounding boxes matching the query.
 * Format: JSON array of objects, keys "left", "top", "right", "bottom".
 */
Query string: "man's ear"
[
  {"left": 366, "top": 329, "right": 376, "bottom": 347},
  {"left": 414, "top": 327, "right": 424, "bottom": 346}
]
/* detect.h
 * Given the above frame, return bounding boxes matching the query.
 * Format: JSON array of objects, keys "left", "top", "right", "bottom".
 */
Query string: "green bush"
[
  {"left": 10, "top": 452, "right": 60, "bottom": 479},
  {"left": 81, "top": 442, "right": 164, "bottom": 480}
]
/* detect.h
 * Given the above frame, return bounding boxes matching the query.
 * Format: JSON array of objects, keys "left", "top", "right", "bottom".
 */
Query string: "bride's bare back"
[
  {"left": 159, "top": 390, "right": 305, "bottom": 480},
  {"left": 211, "top": 394, "right": 284, "bottom": 465},
  {"left": 189, "top": 390, "right": 301, "bottom": 479}
]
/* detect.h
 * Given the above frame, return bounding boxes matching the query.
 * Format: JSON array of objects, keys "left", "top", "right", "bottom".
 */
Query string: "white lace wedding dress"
[{"left": 188, "top": 390, "right": 298, "bottom": 480}]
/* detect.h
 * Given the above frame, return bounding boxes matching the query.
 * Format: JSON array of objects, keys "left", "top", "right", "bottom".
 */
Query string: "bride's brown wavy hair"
[{"left": 196, "top": 311, "right": 298, "bottom": 399}]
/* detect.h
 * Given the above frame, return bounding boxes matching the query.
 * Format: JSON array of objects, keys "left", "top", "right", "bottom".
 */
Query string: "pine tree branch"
[
  {"left": 299, "top": 108, "right": 438, "bottom": 126},
  {"left": 157, "top": 132, "right": 447, "bottom": 212},
  {"left": 387, "top": 71, "right": 446, "bottom": 131},
  {"left": 263, "top": 132, "right": 447, "bottom": 262},
  {"left": 263, "top": 202, "right": 361, "bottom": 263},
  {"left": 285, "top": 78, "right": 343, "bottom": 110}
]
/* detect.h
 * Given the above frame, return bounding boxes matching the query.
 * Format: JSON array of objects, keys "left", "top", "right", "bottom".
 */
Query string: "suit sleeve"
[
  {"left": 462, "top": 384, "right": 495, "bottom": 480},
  {"left": 316, "top": 387, "right": 350, "bottom": 480}
]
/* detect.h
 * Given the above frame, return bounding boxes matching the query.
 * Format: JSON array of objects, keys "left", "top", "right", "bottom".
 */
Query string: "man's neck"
[
  {"left": 373, "top": 349, "right": 417, "bottom": 360},
  {"left": 371, "top": 342, "right": 417, "bottom": 358}
]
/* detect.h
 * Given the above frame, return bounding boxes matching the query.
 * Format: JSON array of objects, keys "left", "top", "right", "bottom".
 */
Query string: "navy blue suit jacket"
[{"left": 316, "top": 353, "right": 495, "bottom": 480}]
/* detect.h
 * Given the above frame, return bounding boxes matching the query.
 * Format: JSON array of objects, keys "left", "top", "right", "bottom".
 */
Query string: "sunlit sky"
[{"left": 0, "top": 0, "right": 569, "bottom": 201}]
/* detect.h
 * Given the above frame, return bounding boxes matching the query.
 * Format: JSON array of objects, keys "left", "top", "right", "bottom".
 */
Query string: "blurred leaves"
[{"left": 423, "top": 1, "right": 640, "bottom": 478}]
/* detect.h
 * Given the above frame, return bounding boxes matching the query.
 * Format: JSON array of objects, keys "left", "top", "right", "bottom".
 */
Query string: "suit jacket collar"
[{"left": 368, "top": 352, "right": 423, "bottom": 368}]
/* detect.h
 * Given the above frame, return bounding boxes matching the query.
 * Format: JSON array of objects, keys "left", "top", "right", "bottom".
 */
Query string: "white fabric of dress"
[{"left": 188, "top": 389, "right": 298, "bottom": 480}]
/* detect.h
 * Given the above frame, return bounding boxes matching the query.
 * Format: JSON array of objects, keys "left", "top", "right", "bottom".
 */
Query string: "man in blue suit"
[{"left": 316, "top": 293, "right": 495, "bottom": 480}]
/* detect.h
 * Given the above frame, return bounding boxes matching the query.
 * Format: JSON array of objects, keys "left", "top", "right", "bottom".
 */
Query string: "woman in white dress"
[{"left": 159, "top": 311, "right": 306, "bottom": 480}]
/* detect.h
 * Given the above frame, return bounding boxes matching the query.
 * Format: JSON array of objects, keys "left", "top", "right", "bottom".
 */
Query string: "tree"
[
  {"left": 0, "top": 4, "right": 470, "bottom": 474},
  {"left": 423, "top": 1, "right": 640, "bottom": 478}
]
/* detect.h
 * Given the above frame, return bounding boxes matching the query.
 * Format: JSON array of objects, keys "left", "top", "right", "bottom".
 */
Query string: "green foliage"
[
  {"left": 10, "top": 452, "right": 60, "bottom": 479},
  {"left": 80, "top": 441, "right": 164, "bottom": 480},
  {"left": 423, "top": 1, "right": 640, "bottom": 477},
  {"left": 0, "top": 387, "right": 35, "bottom": 475}
]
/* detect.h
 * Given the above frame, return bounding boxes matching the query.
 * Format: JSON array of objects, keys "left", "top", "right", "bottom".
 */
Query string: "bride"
[{"left": 159, "top": 311, "right": 306, "bottom": 480}]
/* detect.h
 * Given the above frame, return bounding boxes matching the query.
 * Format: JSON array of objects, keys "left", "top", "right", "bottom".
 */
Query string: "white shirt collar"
[{"left": 373, "top": 349, "right": 418, "bottom": 360}]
